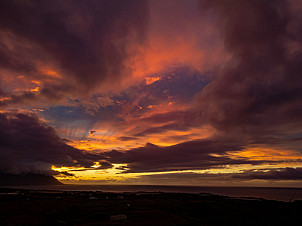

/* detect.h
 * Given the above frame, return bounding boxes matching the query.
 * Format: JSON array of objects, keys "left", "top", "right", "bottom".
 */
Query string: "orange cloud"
[
  {"left": 225, "top": 146, "right": 302, "bottom": 162},
  {"left": 145, "top": 77, "right": 161, "bottom": 85}
]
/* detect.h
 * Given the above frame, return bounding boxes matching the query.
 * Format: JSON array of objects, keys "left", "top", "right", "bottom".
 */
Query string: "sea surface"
[{"left": 5, "top": 184, "right": 302, "bottom": 202}]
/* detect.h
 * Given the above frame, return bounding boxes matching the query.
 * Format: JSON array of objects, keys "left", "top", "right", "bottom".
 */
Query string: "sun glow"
[
  {"left": 52, "top": 164, "right": 130, "bottom": 182},
  {"left": 227, "top": 147, "right": 302, "bottom": 161},
  {"left": 145, "top": 77, "right": 161, "bottom": 85}
]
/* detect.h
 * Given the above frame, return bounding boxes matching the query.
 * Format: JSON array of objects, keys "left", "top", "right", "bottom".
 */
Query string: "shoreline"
[{"left": 1, "top": 184, "right": 302, "bottom": 202}]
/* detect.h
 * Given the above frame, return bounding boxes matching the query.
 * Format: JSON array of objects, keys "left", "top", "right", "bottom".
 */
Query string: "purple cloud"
[{"left": 0, "top": 112, "right": 102, "bottom": 174}]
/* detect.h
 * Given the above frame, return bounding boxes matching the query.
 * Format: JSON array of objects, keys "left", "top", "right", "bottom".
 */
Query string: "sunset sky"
[{"left": 1, "top": 0, "right": 302, "bottom": 187}]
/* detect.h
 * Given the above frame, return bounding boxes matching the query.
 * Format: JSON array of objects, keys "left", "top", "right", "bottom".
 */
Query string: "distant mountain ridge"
[{"left": 0, "top": 173, "right": 62, "bottom": 186}]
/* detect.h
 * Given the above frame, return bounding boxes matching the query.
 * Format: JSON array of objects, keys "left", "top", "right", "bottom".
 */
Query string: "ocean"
[{"left": 6, "top": 184, "right": 302, "bottom": 202}]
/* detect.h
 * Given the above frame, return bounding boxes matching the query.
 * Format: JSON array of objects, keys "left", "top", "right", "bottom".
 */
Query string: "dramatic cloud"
[
  {"left": 0, "top": 0, "right": 148, "bottom": 105},
  {"left": 103, "top": 139, "right": 276, "bottom": 173},
  {"left": 0, "top": 112, "right": 102, "bottom": 174},
  {"left": 127, "top": 0, "right": 226, "bottom": 78},
  {"left": 197, "top": 0, "right": 302, "bottom": 137},
  {"left": 96, "top": 0, "right": 302, "bottom": 176},
  {"left": 123, "top": 168, "right": 302, "bottom": 186},
  {"left": 233, "top": 168, "right": 302, "bottom": 180},
  {"left": 0, "top": 0, "right": 302, "bottom": 185}
]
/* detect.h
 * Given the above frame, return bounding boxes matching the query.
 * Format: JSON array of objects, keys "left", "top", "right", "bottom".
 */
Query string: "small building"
[{"left": 110, "top": 214, "right": 127, "bottom": 221}]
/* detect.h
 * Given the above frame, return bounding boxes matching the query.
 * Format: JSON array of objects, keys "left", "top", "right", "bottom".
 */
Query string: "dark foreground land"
[{"left": 0, "top": 188, "right": 301, "bottom": 226}]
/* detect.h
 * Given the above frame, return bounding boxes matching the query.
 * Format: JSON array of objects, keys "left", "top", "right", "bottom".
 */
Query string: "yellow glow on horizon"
[
  {"left": 54, "top": 161, "right": 302, "bottom": 184},
  {"left": 52, "top": 164, "right": 130, "bottom": 181}
]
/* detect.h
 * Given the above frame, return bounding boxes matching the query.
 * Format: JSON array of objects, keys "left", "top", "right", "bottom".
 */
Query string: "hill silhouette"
[{"left": 0, "top": 173, "right": 62, "bottom": 186}]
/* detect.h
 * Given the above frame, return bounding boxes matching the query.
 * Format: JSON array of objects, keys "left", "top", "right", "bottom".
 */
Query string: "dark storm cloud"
[
  {"left": 0, "top": 0, "right": 148, "bottom": 104},
  {"left": 103, "top": 140, "right": 275, "bottom": 173},
  {"left": 0, "top": 92, "right": 37, "bottom": 106},
  {"left": 0, "top": 112, "right": 102, "bottom": 174},
  {"left": 233, "top": 168, "right": 302, "bottom": 180},
  {"left": 197, "top": 0, "right": 302, "bottom": 140},
  {"left": 0, "top": 34, "right": 38, "bottom": 74},
  {"left": 98, "top": 160, "right": 113, "bottom": 169},
  {"left": 0, "top": 87, "right": 6, "bottom": 96},
  {"left": 118, "top": 136, "right": 138, "bottom": 141}
]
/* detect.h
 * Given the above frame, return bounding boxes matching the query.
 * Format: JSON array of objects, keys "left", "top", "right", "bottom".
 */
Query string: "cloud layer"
[
  {"left": 0, "top": 112, "right": 101, "bottom": 174},
  {"left": 197, "top": 0, "right": 302, "bottom": 137},
  {"left": 0, "top": 0, "right": 148, "bottom": 105},
  {"left": 0, "top": 0, "right": 302, "bottom": 184}
]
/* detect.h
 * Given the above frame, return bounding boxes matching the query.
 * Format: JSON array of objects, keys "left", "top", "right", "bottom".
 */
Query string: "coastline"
[{"left": 2, "top": 184, "right": 302, "bottom": 202}]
